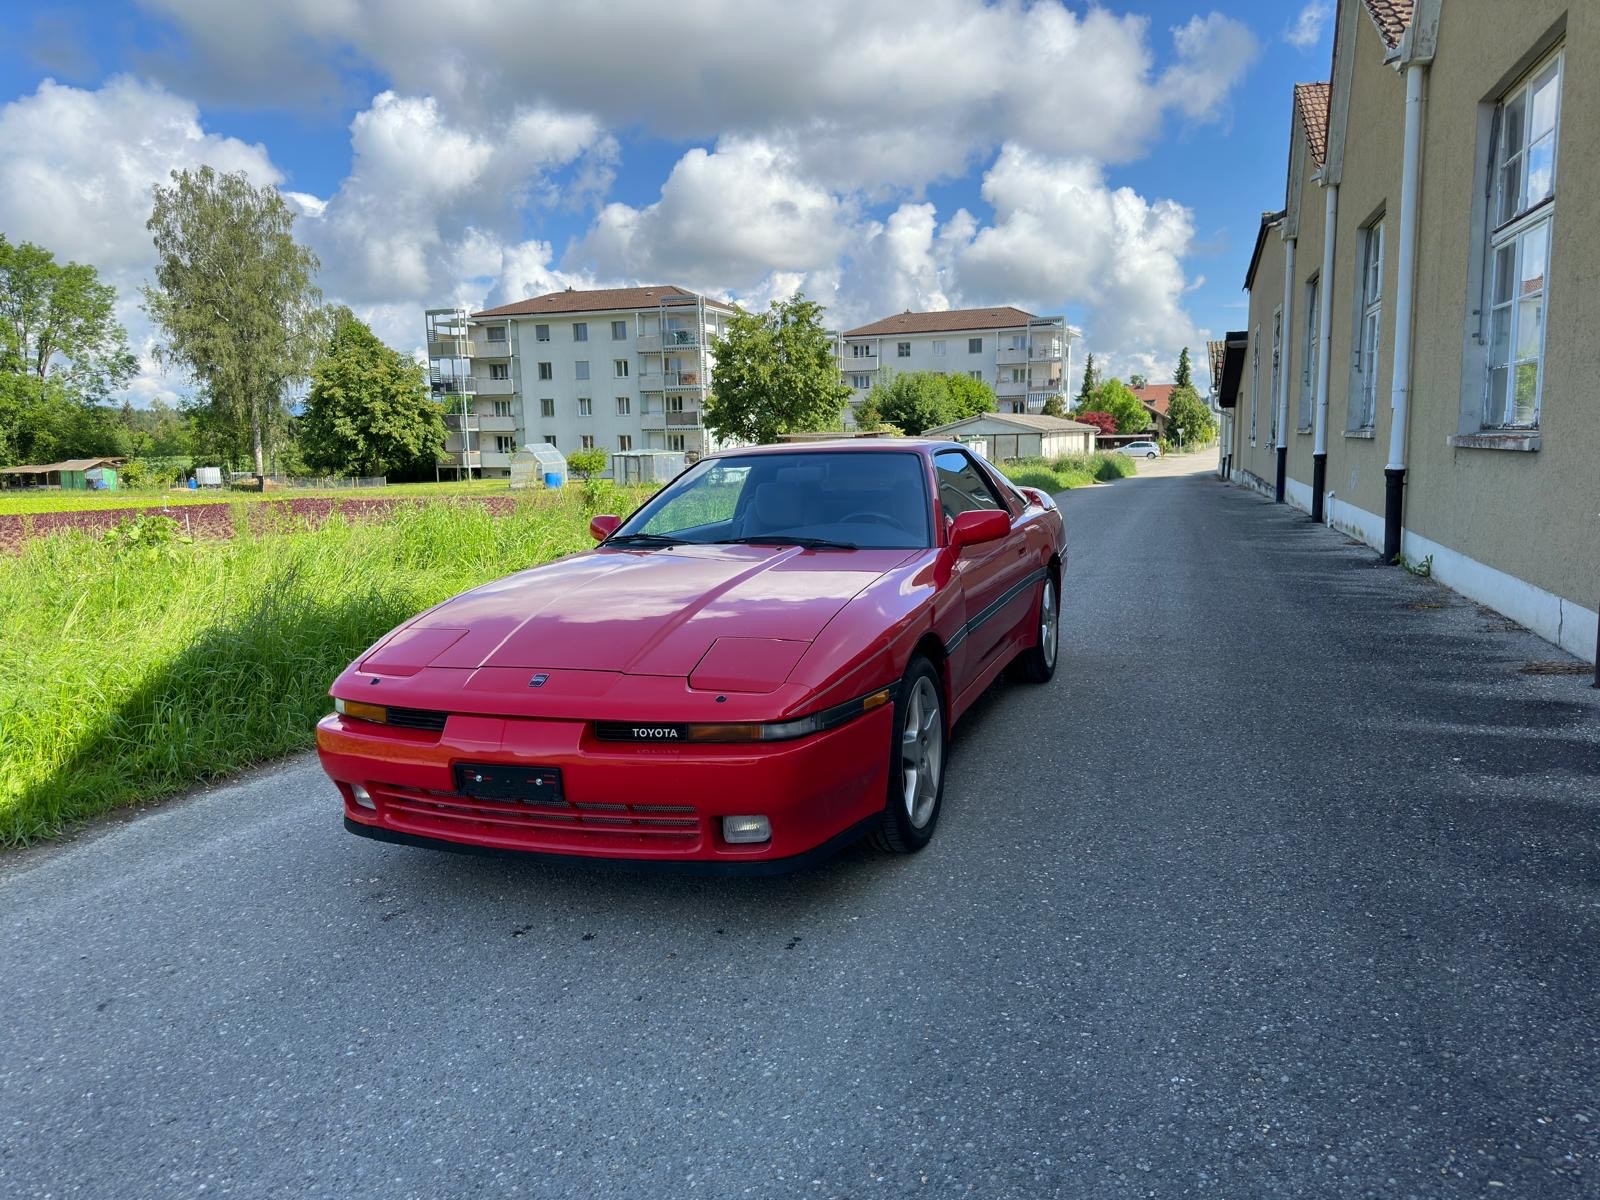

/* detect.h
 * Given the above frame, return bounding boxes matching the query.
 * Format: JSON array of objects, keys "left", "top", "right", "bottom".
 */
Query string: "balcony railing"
[
  {"left": 839, "top": 353, "right": 879, "bottom": 371},
  {"left": 642, "top": 409, "right": 701, "bottom": 429},
  {"left": 664, "top": 370, "right": 702, "bottom": 389},
  {"left": 635, "top": 332, "right": 662, "bottom": 352},
  {"left": 639, "top": 372, "right": 665, "bottom": 391},
  {"left": 477, "top": 414, "right": 516, "bottom": 432},
  {"left": 474, "top": 337, "right": 511, "bottom": 358},
  {"left": 1027, "top": 390, "right": 1065, "bottom": 408},
  {"left": 663, "top": 328, "right": 700, "bottom": 348},
  {"left": 1031, "top": 344, "right": 1063, "bottom": 360},
  {"left": 476, "top": 375, "right": 515, "bottom": 395},
  {"left": 428, "top": 338, "right": 472, "bottom": 359},
  {"left": 995, "top": 347, "right": 1029, "bottom": 365},
  {"left": 431, "top": 375, "right": 476, "bottom": 395},
  {"left": 995, "top": 379, "right": 1027, "bottom": 396}
]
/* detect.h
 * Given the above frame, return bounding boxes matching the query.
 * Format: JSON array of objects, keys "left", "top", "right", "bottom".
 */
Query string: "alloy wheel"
[{"left": 901, "top": 676, "right": 943, "bottom": 829}]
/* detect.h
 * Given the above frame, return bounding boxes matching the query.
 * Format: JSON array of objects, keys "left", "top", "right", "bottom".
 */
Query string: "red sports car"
[{"left": 318, "top": 439, "right": 1065, "bottom": 870}]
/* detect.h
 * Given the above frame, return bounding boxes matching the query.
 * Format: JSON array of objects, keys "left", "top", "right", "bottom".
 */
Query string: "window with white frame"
[
  {"left": 573, "top": 322, "right": 588, "bottom": 342},
  {"left": 575, "top": 360, "right": 589, "bottom": 381},
  {"left": 616, "top": 396, "right": 631, "bottom": 415},
  {"left": 537, "top": 361, "right": 553, "bottom": 381},
  {"left": 577, "top": 397, "right": 592, "bottom": 416},
  {"left": 543, "top": 435, "right": 557, "bottom": 446},
  {"left": 618, "top": 434, "right": 632, "bottom": 451},
  {"left": 1269, "top": 306, "right": 1282, "bottom": 446},
  {"left": 485, "top": 326, "right": 507, "bottom": 343},
  {"left": 535, "top": 324, "right": 550, "bottom": 342},
  {"left": 896, "top": 342, "right": 911, "bottom": 358},
  {"left": 611, "top": 320, "right": 628, "bottom": 340},
  {"left": 968, "top": 337, "right": 982, "bottom": 354},
  {"left": 1249, "top": 328, "right": 1260, "bottom": 444},
  {"left": 580, "top": 435, "right": 595, "bottom": 449},
  {"left": 1299, "top": 275, "right": 1319, "bottom": 431},
  {"left": 614, "top": 359, "right": 629, "bottom": 378},
  {"left": 492, "top": 399, "right": 512, "bottom": 417},
  {"left": 851, "top": 374, "right": 871, "bottom": 389},
  {"left": 667, "top": 434, "right": 686, "bottom": 451},
  {"left": 1352, "top": 220, "right": 1384, "bottom": 428},
  {"left": 494, "top": 435, "right": 514, "bottom": 453},
  {"left": 851, "top": 343, "right": 872, "bottom": 358},
  {"left": 932, "top": 340, "right": 945, "bottom": 356},
  {"left": 968, "top": 370, "right": 982, "bottom": 381},
  {"left": 540, "top": 398, "right": 554, "bottom": 418},
  {"left": 1483, "top": 51, "right": 1561, "bottom": 428},
  {"left": 489, "top": 363, "right": 509, "bottom": 380}
]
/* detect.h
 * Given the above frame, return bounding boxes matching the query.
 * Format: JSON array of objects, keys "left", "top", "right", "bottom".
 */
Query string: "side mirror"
[
  {"left": 589, "top": 514, "right": 622, "bottom": 542},
  {"left": 948, "top": 509, "right": 1010, "bottom": 550}
]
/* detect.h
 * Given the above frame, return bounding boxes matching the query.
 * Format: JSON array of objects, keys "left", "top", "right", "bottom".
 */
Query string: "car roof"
[{"left": 700, "top": 438, "right": 959, "bottom": 460}]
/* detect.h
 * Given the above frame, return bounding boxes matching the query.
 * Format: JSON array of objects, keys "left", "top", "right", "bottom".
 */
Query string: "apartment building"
[
  {"left": 1219, "top": 0, "right": 1598, "bottom": 661},
  {"left": 425, "top": 286, "right": 738, "bottom": 477},
  {"left": 836, "top": 307, "right": 1076, "bottom": 423}
]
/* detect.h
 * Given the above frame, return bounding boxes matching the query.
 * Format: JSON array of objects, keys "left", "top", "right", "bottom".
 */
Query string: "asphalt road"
[{"left": 5, "top": 458, "right": 1599, "bottom": 1199}]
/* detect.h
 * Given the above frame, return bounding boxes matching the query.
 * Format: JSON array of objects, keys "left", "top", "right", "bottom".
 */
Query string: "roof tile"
[
  {"left": 1360, "top": 0, "right": 1413, "bottom": 51},
  {"left": 473, "top": 285, "right": 727, "bottom": 318},
  {"left": 842, "top": 306, "right": 1040, "bottom": 338},
  {"left": 1295, "top": 82, "right": 1332, "bottom": 166}
]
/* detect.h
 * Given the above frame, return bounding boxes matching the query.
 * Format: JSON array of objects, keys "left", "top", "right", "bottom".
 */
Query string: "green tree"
[
  {"left": 0, "top": 236, "right": 137, "bottom": 466},
  {"left": 144, "top": 166, "right": 324, "bottom": 484},
  {"left": 298, "top": 308, "right": 446, "bottom": 478},
  {"left": 1164, "top": 384, "right": 1216, "bottom": 447},
  {"left": 1075, "top": 352, "right": 1100, "bottom": 407},
  {"left": 1040, "top": 392, "right": 1069, "bottom": 417},
  {"left": 1078, "top": 378, "right": 1149, "bottom": 434},
  {"left": 1129, "top": 373, "right": 1148, "bottom": 390},
  {"left": 858, "top": 370, "right": 949, "bottom": 436},
  {"left": 942, "top": 372, "right": 1000, "bottom": 421},
  {"left": 703, "top": 293, "right": 849, "bottom": 445},
  {"left": 567, "top": 446, "right": 608, "bottom": 478},
  {"left": 1175, "top": 346, "right": 1193, "bottom": 389}
]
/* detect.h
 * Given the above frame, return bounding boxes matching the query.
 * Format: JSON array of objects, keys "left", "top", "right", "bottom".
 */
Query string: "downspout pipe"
[
  {"left": 1276, "top": 235, "right": 1296, "bottom": 503},
  {"left": 1311, "top": 183, "right": 1337, "bottom": 523},
  {"left": 1384, "top": 62, "right": 1427, "bottom": 562}
]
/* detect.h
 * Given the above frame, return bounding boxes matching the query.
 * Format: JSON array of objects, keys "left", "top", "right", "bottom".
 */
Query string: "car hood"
[{"left": 362, "top": 543, "right": 920, "bottom": 680}]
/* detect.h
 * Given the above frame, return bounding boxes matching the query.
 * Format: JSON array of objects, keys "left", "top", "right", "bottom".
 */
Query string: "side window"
[{"left": 934, "top": 450, "right": 1006, "bottom": 522}]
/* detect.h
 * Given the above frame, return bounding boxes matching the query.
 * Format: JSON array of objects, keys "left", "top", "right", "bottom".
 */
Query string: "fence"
[{"left": 226, "top": 473, "right": 388, "bottom": 490}]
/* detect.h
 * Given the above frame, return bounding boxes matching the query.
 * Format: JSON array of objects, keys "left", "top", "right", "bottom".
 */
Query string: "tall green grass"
[
  {"left": 0, "top": 487, "right": 651, "bottom": 846},
  {"left": 999, "top": 451, "right": 1137, "bottom": 494},
  {"left": 0, "top": 477, "right": 516, "bottom": 516}
]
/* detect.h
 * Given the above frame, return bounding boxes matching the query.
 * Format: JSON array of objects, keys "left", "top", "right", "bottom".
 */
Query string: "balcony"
[
  {"left": 642, "top": 409, "right": 702, "bottom": 429},
  {"left": 995, "top": 379, "right": 1027, "bottom": 397},
  {"left": 662, "top": 328, "right": 701, "bottom": 348},
  {"left": 1031, "top": 343, "right": 1063, "bottom": 361},
  {"left": 664, "top": 370, "right": 703, "bottom": 389},
  {"left": 431, "top": 375, "right": 476, "bottom": 395},
  {"left": 635, "top": 332, "right": 663, "bottom": 353},
  {"left": 476, "top": 375, "right": 515, "bottom": 395},
  {"left": 1027, "top": 390, "right": 1066, "bottom": 409},
  {"left": 474, "top": 337, "right": 511, "bottom": 358},
  {"left": 639, "top": 371, "right": 665, "bottom": 391},
  {"left": 477, "top": 414, "right": 516, "bottom": 433},
  {"left": 480, "top": 452, "right": 512, "bottom": 470},
  {"left": 839, "top": 353, "right": 879, "bottom": 371},
  {"left": 428, "top": 338, "right": 472, "bottom": 359},
  {"left": 995, "top": 347, "right": 1030, "bottom": 365}
]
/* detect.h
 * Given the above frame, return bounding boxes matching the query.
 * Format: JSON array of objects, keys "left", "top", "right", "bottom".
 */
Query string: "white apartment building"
[
  {"left": 425, "top": 286, "right": 737, "bottom": 477},
  {"left": 836, "top": 307, "right": 1077, "bottom": 422}
]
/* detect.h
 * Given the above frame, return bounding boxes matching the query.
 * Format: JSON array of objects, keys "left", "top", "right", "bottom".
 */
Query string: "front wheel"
[
  {"left": 870, "top": 656, "right": 945, "bottom": 854},
  {"left": 1012, "top": 572, "right": 1059, "bottom": 683}
]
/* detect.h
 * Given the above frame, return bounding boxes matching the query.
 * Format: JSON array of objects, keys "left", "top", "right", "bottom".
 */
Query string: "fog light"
[
  {"left": 351, "top": 784, "right": 376, "bottom": 811},
  {"left": 722, "top": 815, "right": 771, "bottom": 844}
]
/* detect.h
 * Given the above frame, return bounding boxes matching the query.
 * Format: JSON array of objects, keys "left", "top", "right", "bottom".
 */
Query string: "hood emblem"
[{"left": 528, "top": 673, "right": 549, "bottom": 688}]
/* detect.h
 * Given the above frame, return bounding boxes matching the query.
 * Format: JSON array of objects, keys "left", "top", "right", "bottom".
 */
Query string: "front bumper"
[{"left": 316, "top": 705, "right": 893, "bottom": 865}]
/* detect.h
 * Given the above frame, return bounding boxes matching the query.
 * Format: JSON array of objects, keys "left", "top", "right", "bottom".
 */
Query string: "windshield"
[{"left": 611, "top": 451, "right": 933, "bottom": 549}]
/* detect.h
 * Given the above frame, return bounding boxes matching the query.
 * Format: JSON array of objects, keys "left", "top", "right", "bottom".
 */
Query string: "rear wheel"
[
  {"left": 1146, "top": 451, "right": 1158, "bottom": 459},
  {"left": 1012, "top": 572, "right": 1059, "bottom": 684},
  {"left": 870, "top": 656, "right": 945, "bottom": 854}
]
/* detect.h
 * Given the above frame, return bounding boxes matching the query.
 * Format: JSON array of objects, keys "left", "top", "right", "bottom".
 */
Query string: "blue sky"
[{"left": 0, "top": 1, "right": 1337, "bottom": 402}]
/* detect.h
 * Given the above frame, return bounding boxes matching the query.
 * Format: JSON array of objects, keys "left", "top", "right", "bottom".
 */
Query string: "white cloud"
[
  {"left": 1285, "top": 2, "right": 1333, "bottom": 50},
  {"left": 1161, "top": 14, "right": 1263, "bottom": 122}
]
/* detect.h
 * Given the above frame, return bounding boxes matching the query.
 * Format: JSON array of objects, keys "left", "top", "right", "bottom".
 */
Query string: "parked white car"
[{"left": 1117, "top": 441, "right": 1162, "bottom": 460}]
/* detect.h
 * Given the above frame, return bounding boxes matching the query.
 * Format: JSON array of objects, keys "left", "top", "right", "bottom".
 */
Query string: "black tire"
[
  {"left": 869, "top": 656, "right": 946, "bottom": 854},
  {"left": 1146, "top": 451, "right": 1158, "bottom": 459},
  {"left": 1012, "top": 570, "right": 1060, "bottom": 684}
]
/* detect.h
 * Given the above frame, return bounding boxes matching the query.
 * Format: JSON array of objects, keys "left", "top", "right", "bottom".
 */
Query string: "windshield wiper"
[
  {"left": 714, "top": 535, "right": 858, "bottom": 550},
  {"left": 602, "top": 532, "right": 691, "bottom": 548}
]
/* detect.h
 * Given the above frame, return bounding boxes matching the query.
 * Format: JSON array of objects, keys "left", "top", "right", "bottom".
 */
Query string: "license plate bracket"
[{"left": 454, "top": 763, "right": 565, "bottom": 803}]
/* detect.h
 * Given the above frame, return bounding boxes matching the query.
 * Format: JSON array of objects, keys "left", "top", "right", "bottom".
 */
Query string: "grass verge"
[
  {"left": 998, "top": 451, "right": 1138, "bottom": 494},
  {"left": 0, "top": 477, "right": 516, "bottom": 516},
  {"left": 0, "top": 484, "right": 652, "bottom": 847}
]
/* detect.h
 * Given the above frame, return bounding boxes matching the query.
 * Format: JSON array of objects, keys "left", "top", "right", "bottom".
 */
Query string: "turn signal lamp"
[{"left": 334, "top": 697, "right": 388, "bottom": 724}]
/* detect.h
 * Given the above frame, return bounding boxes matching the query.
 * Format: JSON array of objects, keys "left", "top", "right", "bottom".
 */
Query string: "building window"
[
  {"left": 580, "top": 435, "right": 595, "bottom": 449},
  {"left": 1483, "top": 51, "right": 1561, "bottom": 429},
  {"left": 968, "top": 337, "right": 983, "bottom": 354},
  {"left": 896, "top": 342, "right": 911, "bottom": 358},
  {"left": 1008, "top": 367, "right": 1026, "bottom": 383},
  {"left": 932, "top": 340, "right": 945, "bottom": 356},
  {"left": 667, "top": 434, "right": 686, "bottom": 451},
  {"left": 851, "top": 374, "right": 871, "bottom": 389},
  {"left": 494, "top": 435, "right": 514, "bottom": 454},
  {"left": 618, "top": 434, "right": 632, "bottom": 451},
  {"left": 575, "top": 360, "right": 590, "bottom": 381},
  {"left": 578, "top": 397, "right": 592, "bottom": 416},
  {"left": 540, "top": 398, "right": 555, "bottom": 418},
  {"left": 1352, "top": 220, "right": 1383, "bottom": 429},
  {"left": 537, "top": 361, "right": 553, "bottom": 381},
  {"left": 1299, "top": 275, "right": 1319, "bottom": 431},
  {"left": 614, "top": 359, "right": 629, "bottom": 378},
  {"left": 851, "top": 343, "right": 872, "bottom": 358},
  {"left": 493, "top": 399, "right": 512, "bottom": 417},
  {"left": 543, "top": 435, "right": 557, "bottom": 447},
  {"left": 611, "top": 320, "right": 628, "bottom": 340},
  {"left": 968, "top": 370, "right": 982, "bottom": 381},
  {"left": 485, "top": 326, "right": 507, "bottom": 343},
  {"left": 1269, "top": 306, "right": 1282, "bottom": 446},
  {"left": 535, "top": 324, "right": 550, "bottom": 342},
  {"left": 1249, "top": 327, "right": 1260, "bottom": 444},
  {"left": 616, "top": 396, "right": 631, "bottom": 415},
  {"left": 489, "top": 363, "right": 509, "bottom": 380},
  {"left": 573, "top": 322, "right": 588, "bottom": 342}
]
